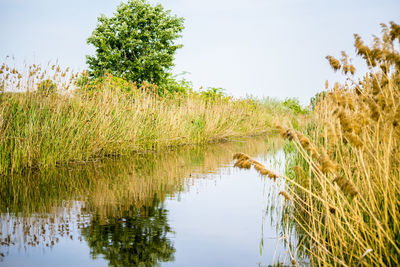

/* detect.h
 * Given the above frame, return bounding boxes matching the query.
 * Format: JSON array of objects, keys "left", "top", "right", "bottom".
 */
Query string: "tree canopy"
[{"left": 86, "top": 0, "right": 184, "bottom": 85}]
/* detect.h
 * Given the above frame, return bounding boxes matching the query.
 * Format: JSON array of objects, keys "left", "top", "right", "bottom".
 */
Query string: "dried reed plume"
[
  {"left": 233, "top": 152, "right": 250, "bottom": 161},
  {"left": 345, "top": 132, "right": 363, "bottom": 147},
  {"left": 318, "top": 153, "right": 338, "bottom": 174},
  {"left": 277, "top": 126, "right": 320, "bottom": 157},
  {"left": 326, "top": 56, "right": 341, "bottom": 71},
  {"left": 276, "top": 125, "right": 297, "bottom": 141},
  {"left": 278, "top": 191, "right": 292, "bottom": 201},
  {"left": 234, "top": 158, "right": 252, "bottom": 169},
  {"left": 333, "top": 175, "right": 358, "bottom": 198},
  {"left": 296, "top": 131, "right": 311, "bottom": 149},
  {"left": 253, "top": 163, "right": 278, "bottom": 180},
  {"left": 329, "top": 206, "right": 336, "bottom": 214},
  {"left": 281, "top": 21, "right": 400, "bottom": 266},
  {"left": 233, "top": 153, "right": 279, "bottom": 180}
]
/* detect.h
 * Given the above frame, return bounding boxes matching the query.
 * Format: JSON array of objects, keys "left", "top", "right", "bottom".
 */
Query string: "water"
[{"left": 0, "top": 137, "right": 303, "bottom": 266}]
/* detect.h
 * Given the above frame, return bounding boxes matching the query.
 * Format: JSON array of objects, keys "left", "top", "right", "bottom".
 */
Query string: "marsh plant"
[
  {"left": 232, "top": 21, "right": 400, "bottom": 266},
  {"left": 277, "top": 21, "right": 400, "bottom": 265}
]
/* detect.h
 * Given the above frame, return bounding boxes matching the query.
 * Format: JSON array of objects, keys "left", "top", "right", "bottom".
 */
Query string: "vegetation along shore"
[
  {"left": 235, "top": 21, "right": 400, "bottom": 265},
  {"left": 0, "top": 66, "right": 301, "bottom": 175}
]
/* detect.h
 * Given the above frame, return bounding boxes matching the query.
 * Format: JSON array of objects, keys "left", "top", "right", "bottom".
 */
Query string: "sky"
[{"left": 1, "top": 0, "right": 399, "bottom": 103}]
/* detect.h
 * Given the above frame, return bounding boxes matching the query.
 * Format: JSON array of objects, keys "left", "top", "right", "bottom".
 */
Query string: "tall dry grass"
[
  {"left": 0, "top": 64, "right": 296, "bottom": 175},
  {"left": 279, "top": 22, "right": 400, "bottom": 265}
]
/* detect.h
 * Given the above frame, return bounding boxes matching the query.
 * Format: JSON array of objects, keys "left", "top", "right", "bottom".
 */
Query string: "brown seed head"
[
  {"left": 329, "top": 206, "right": 336, "bottom": 214},
  {"left": 326, "top": 55, "right": 342, "bottom": 71},
  {"left": 319, "top": 153, "right": 337, "bottom": 174},
  {"left": 333, "top": 176, "right": 358, "bottom": 198},
  {"left": 276, "top": 125, "right": 288, "bottom": 138},
  {"left": 279, "top": 191, "right": 292, "bottom": 201},
  {"left": 233, "top": 153, "right": 250, "bottom": 161},
  {"left": 234, "top": 159, "right": 252, "bottom": 169},
  {"left": 345, "top": 132, "right": 363, "bottom": 147}
]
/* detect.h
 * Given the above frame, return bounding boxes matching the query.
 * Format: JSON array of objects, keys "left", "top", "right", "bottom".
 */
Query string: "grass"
[
  {"left": 0, "top": 64, "right": 297, "bottom": 175},
  {"left": 276, "top": 21, "right": 400, "bottom": 266},
  {"left": 232, "top": 21, "right": 400, "bottom": 266}
]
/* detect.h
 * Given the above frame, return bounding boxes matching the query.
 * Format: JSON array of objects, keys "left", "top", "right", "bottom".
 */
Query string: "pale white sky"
[{"left": 1, "top": 0, "right": 399, "bottom": 103}]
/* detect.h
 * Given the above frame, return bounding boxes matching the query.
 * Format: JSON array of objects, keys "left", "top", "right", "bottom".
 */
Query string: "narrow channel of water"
[{"left": 0, "top": 136, "right": 304, "bottom": 266}]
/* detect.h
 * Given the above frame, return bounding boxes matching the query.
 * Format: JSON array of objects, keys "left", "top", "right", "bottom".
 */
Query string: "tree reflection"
[
  {"left": 0, "top": 136, "right": 282, "bottom": 265},
  {"left": 81, "top": 196, "right": 175, "bottom": 267}
]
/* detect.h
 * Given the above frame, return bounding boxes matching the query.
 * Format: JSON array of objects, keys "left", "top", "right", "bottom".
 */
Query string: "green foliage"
[
  {"left": 86, "top": 0, "right": 184, "bottom": 85},
  {"left": 77, "top": 71, "right": 191, "bottom": 96},
  {"left": 282, "top": 97, "right": 307, "bottom": 115},
  {"left": 200, "top": 87, "right": 226, "bottom": 99},
  {"left": 310, "top": 91, "right": 326, "bottom": 111},
  {"left": 36, "top": 79, "right": 57, "bottom": 95},
  {"left": 198, "top": 87, "right": 227, "bottom": 104},
  {"left": 77, "top": 72, "right": 136, "bottom": 93},
  {"left": 157, "top": 76, "right": 192, "bottom": 96}
]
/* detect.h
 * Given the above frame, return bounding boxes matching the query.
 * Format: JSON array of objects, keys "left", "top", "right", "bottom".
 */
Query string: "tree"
[{"left": 86, "top": 0, "right": 184, "bottom": 85}]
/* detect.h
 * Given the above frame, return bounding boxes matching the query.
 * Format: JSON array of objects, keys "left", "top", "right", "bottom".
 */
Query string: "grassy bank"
[
  {"left": 279, "top": 22, "right": 400, "bottom": 265},
  {"left": 0, "top": 66, "right": 297, "bottom": 175}
]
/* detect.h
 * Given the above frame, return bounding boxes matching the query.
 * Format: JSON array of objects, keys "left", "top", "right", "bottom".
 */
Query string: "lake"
[{"left": 0, "top": 136, "right": 305, "bottom": 266}]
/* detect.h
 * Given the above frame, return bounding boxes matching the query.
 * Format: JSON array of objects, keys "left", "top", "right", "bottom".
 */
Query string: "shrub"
[
  {"left": 86, "top": 0, "right": 184, "bottom": 85},
  {"left": 282, "top": 97, "right": 306, "bottom": 114}
]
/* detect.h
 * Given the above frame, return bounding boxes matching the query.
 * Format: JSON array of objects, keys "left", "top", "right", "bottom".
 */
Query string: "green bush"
[
  {"left": 86, "top": 0, "right": 184, "bottom": 85},
  {"left": 282, "top": 97, "right": 307, "bottom": 114},
  {"left": 200, "top": 87, "right": 226, "bottom": 102},
  {"left": 157, "top": 76, "right": 192, "bottom": 96}
]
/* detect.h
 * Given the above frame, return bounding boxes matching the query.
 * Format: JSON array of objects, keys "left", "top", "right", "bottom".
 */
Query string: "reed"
[
  {"left": 0, "top": 64, "right": 297, "bottom": 175},
  {"left": 279, "top": 21, "right": 400, "bottom": 265},
  {"left": 233, "top": 152, "right": 279, "bottom": 180}
]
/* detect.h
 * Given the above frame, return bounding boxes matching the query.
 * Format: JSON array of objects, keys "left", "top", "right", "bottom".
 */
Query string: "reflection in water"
[
  {"left": 0, "top": 136, "right": 286, "bottom": 266},
  {"left": 82, "top": 201, "right": 174, "bottom": 267}
]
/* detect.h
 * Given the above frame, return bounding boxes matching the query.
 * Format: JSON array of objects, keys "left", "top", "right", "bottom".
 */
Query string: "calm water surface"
[{"left": 0, "top": 137, "right": 303, "bottom": 266}]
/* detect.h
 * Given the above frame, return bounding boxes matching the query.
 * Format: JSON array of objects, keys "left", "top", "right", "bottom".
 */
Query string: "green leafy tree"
[{"left": 86, "top": 0, "right": 184, "bottom": 85}]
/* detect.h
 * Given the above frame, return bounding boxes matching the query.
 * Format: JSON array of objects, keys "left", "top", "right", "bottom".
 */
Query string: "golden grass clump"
[{"left": 279, "top": 21, "right": 400, "bottom": 266}]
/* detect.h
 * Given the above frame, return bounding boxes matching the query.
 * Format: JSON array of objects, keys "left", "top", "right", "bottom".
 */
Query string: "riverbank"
[{"left": 0, "top": 72, "right": 300, "bottom": 175}]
